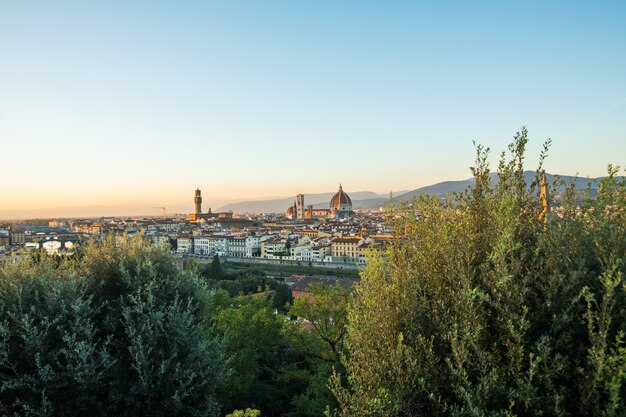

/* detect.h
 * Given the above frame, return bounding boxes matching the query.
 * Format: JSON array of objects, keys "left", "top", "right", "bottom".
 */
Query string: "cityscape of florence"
[{"left": 1, "top": 2, "right": 625, "bottom": 417}]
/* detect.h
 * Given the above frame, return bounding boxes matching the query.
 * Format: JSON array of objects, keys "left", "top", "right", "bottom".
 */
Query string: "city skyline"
[{"left": 1, "top": 1, "right": 625, "bottom": 215}]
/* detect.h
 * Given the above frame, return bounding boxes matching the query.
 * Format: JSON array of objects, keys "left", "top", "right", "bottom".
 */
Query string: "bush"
[{"left": 331, "top": 128, "right": 626, "bottom": 416}]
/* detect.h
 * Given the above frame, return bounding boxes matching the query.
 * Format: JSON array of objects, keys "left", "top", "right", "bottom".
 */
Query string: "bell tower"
[
  {"left": 296, "top": 194, "right": 305, "bottom": 220},
  {"left": 194, "top": 188, "right": 202, "bottom": 214}
]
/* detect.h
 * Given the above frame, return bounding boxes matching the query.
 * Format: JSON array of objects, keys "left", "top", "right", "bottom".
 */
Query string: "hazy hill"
[
  {"left": 217, "top": 191, "right": 382, "bottom": 213},
  {"left": 394, "top": 172, "right": 600, "bottom": 203},
  {"left": 214, "top": 172, "right": 605, "bottom": 214}
]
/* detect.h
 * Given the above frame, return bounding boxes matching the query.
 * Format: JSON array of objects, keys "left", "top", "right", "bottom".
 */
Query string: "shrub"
[{"left": 332, "top": 128, "right": 626, "bottom": 416}]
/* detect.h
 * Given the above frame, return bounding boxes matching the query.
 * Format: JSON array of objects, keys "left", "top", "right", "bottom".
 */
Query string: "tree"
[
  {"left": 272, "top": 282, "right": 293, "bottom": 312},
  {"left": 288, "top": 282, "right": 350, "bottom": 361},
  {"left": 208, "top": 254, "right": 222, "bottom": 280},
  {"left": 331, "top": 128, "right": 626, "bottom": 416},
  {"left": 0, "top": 235, "right": 225, "bottom": 417}
]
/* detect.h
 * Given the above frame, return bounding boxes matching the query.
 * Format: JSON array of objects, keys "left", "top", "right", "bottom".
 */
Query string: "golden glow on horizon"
[
  {"left": 1, "top": 160, "right": 621, "bottom": 216},
  {"left": 0, "top": 177, "right": 425, "bottom": 215}
]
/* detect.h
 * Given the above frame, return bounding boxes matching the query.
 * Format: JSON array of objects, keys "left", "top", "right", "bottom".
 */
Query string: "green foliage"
[
  {"left": 286, "top": 361, "right": 338, "bottom": 417},
  {"left": 0, "top": 235, "right": 224, "bottom": 417},
  {"left": 331, "top": 128, "right": 626, "bottom": 416},
  {"left": 212, "top": 279, "right": 244, "bottom": 296},
  {"left": 201, "top": 261, "right": 292, "bottom": 308},
  {"left": 210, "top": 295, "right": 304, "bottom": 417},
  {"left": 0, "top": 267, "right": 113, "bottom": 416}
]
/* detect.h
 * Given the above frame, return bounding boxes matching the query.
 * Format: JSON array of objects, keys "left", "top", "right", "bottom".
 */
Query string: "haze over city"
[{"left": 1, "top": 1, "right": 625, "bottom": 218}]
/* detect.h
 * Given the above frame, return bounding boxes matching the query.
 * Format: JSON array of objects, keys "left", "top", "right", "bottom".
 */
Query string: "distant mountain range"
[
  {"left": 217, "top": 172, "right": 605, "bottom": 213},
  {"left": 392, "top": 172, "right": 600, "bottom": 202}
]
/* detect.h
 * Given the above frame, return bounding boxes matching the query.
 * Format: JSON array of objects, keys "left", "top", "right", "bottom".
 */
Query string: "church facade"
[{"left": 286, "top": 184, "right": 354, "bottom": 220}]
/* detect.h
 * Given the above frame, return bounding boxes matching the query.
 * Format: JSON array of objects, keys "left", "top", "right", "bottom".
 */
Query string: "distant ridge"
[
  {"left": 217, "top": 172, "right": 606, "bottom": 213},
  {"left": 393, "top": 172, "right": 598, "bottom": 201}
]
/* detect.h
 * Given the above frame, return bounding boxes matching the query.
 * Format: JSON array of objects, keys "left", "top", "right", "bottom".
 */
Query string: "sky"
[{"left": 1, "top": 1, "right": 625, "bottom": 217}]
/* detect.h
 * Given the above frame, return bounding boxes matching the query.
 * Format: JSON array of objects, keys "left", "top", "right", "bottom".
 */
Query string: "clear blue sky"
[{"left": 1, "top": 1, "right": 625, "bottom": 215}]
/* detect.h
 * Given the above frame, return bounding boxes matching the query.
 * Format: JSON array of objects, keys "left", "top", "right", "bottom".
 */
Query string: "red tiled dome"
[{"left": 330, "top": 184, "right": 352, "bottom": 210}]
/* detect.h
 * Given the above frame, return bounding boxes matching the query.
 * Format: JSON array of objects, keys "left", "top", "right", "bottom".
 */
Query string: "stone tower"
[{"left": 194, "top": 188, "right": 202, "bottom": 214}]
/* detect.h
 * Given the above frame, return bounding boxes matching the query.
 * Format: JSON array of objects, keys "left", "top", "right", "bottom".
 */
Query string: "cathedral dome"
[{"left": 330, "top": 184, "right": 352, "bottom": 211}]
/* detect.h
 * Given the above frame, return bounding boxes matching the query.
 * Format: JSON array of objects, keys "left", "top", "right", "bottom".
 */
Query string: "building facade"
[{"left": 331, "top": 236, "right": 362, "bottom": 262}]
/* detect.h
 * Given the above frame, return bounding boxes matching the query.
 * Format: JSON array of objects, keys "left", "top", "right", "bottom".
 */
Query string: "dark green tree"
[
  {"left": 0, "top": 235, "right": 225, "bottom": 417},
  {"left": 209, "top": 254, "right": 222, "bottom": 280},
  {"left": 272, "top": 282, "right": 293, "bottom": 312}
]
